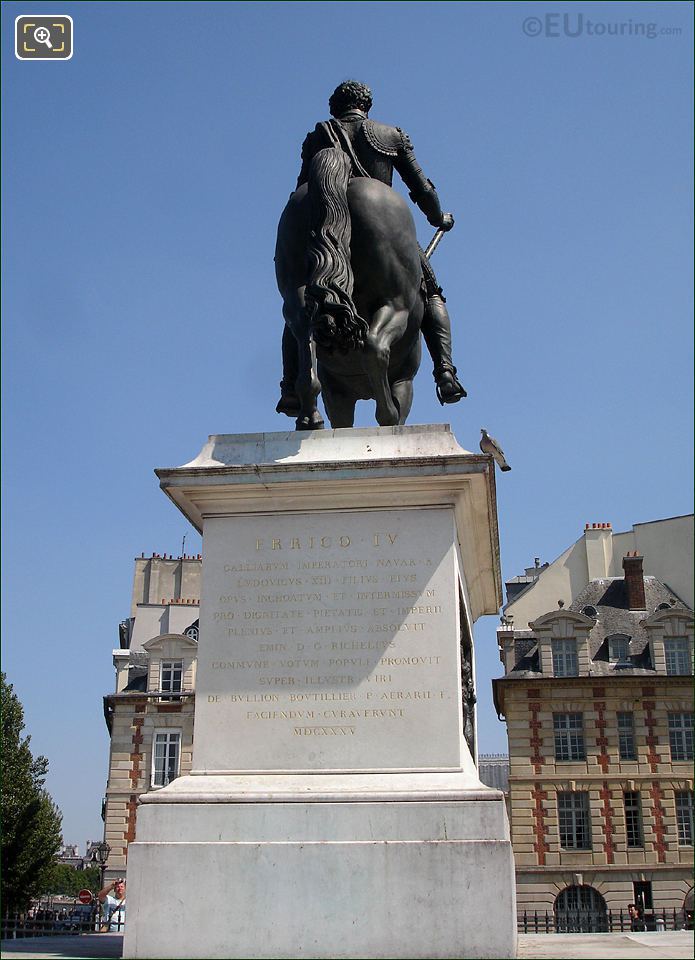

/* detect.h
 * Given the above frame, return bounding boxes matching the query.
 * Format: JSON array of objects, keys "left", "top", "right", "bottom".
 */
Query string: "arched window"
[
  {"left": 684, "top": 888, "right": 693, "bottom": 929},
  {"left": 554, "top": 885, "right": 608, "bottom": 933}
]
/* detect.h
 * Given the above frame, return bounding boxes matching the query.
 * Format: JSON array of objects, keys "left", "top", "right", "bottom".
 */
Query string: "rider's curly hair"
[{"left": 329, "top": 81, "right": 373, "bottom": 118}]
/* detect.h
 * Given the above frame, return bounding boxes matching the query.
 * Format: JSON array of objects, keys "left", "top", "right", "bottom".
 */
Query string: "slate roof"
[
  {"left": 511, "top": 635, "right": 540, "bottom": 673},
  {"left": 504, "top": 576, "right": 538, "bottom": 604},
  {"left": 504, "top": 575, "right": 691, "bottom": 678},
  {"left": 123, "top": 667, "right": 148, "bottom": 692}
]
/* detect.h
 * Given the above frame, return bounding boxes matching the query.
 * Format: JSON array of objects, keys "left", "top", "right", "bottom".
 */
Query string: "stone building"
[
  {"left": 478, "top": 753, "right": 510, "bottom": 793},
  {"left": 101, "top": 553, "right": 201, "bottom": 883},
  {"left": 56, "top": 844, "right": 84, "bottom": 870},
  {"left": 493, "top": 516, "right": 694, "bottom": 929}
]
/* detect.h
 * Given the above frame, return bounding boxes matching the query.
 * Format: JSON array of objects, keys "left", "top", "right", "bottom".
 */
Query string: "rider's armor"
[
  {"left": 297, "top": 112, "right": 445, "bottom": 232},
  {"left": 279, "top": 109, "right": 466, "bottom": 409}
]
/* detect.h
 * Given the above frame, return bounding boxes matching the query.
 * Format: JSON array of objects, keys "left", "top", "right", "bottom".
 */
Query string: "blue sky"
[{"left": 2, "top": 0, "right": 692, "bottom": 849}]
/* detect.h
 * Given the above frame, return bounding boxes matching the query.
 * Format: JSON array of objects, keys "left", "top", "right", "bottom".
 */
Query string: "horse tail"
[{"left": 305, "top": 147, "right": 368, "bottom": 352}]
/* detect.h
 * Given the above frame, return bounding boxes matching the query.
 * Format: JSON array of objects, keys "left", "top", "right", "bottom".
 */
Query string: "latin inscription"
[
  {"left": 208, "top": 530, "right": 445, "bottom": 727},
  {"left": 197, "top": 510, "right": 461, "bottom": 770}
]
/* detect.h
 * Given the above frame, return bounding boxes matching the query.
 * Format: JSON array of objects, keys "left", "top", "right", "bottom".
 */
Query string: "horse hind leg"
[
  {"left": 294, "top": 337, "right": 324, "bottom": 430},
  {"left": 320, "top": 370, "right": 357, "bottom": 429},
  {"left": 282, "top": 300, "right": 324, "bottom": 431},
  {"left": 363, "top": 306, "right": 409, "bottom": 427},
  {"left": 391, "top": 379, "right": 414, "bottom": 425}
]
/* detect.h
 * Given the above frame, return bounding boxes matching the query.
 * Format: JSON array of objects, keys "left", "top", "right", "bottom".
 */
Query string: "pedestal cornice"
[{"left": 155, "top": 425, "right": 502, "bottom": 621}]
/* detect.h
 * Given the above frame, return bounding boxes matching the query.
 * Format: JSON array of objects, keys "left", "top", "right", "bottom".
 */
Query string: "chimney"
[
  {"left": 622, "top": 552, "right": 646, "bottom": 610},
  {"left": 585, "top": 522, "right": 613, "bottom": 580}
]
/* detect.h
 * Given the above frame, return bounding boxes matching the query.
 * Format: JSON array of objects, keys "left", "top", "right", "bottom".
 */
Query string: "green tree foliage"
[
  {"left": 1, "top": 673, "right": 63, "bottom": 912},
  {"left": 42, "top": 864, "right": 101, "bottom": 898}
]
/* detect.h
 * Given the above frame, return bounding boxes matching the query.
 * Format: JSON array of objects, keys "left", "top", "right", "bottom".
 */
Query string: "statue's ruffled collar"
[{"left": 337, "top": 109, "right": 367, "bottom": 123}]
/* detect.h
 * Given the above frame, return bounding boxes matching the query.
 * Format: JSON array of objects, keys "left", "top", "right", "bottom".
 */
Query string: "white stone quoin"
[{"left": 124, "top": 425, "right": 517, "bottom": 959}]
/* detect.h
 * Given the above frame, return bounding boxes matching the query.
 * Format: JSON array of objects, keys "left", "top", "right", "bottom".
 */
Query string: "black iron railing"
[
  {"left": 0, "top": 903, "right": 126, "bottom": 939},
  {"left": 518, "top": 907, "right": 693, "bottom": 933},
  {"left": 2, "top": 910, "right": 94, "bottom": 939}
]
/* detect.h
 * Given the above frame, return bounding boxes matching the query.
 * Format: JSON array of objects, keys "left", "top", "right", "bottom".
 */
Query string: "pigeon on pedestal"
[{"left": 480, "top": 428, "right": 511, "bottom": 472}]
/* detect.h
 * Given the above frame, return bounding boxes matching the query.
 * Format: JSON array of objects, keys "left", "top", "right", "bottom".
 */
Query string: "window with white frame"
[
  {"left": 664, "top": 638, "right": 692, "bottom": 676},
  {"left": 617, "top": 712, "right": 636, "bottom": 761},
  {"left": 557, "top": 791, "right": 591, "bottom": 849},
  {"left": 675, "top": 791, "right": 694, "bottom": 846},
  {"left": 668, "top": 712, "right": 694, "bottom": 762},
  {"left": 160, "top": 660, "right": 183, "bottom": 698},
  {"left": 553, "top": 713, "right": 585, "bottom": 761},
  {"left": 608, "top": 635, "right": 630, "bottom": 664},
  {"left": 152, "top": 730, "right": 181, "bottom": 787},
  {"left": 552, "top": 638, "right": 578, "bottom": 677}
]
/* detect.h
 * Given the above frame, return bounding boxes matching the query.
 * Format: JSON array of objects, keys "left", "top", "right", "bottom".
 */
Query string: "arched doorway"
[
  {"left": 554, "top": 885, "right": 608, "bottom": 933},
  {"left": 684, "top": 888, "right": 694, "bottom": 930}
]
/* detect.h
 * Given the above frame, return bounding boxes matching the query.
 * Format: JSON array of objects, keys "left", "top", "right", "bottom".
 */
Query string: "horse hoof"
[{"left": 295, "top": 414, "right": 325, "bottom": 431}]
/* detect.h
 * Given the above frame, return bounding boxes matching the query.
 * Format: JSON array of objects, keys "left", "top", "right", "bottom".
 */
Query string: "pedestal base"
[
  {"left": 123, "top": 776, "right": 516, "bottom": 959},
  {"left": 123, "top": 428, "right": 516, "bottom": 957}
]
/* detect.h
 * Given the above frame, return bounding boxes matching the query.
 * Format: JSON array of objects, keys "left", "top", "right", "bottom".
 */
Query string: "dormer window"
[
  {"left": 608, "top": 635, "right": 631, "bottom": 665},
  {"left": 184, "top": 623, "right": 199, "bottom": 642},
  {"left": 161, "top": 660, "right": 183, "bottom": 699},
  {"left": 665, "top": 637, "right": 692, "bottom": 676},
  {"left": 581, "top": 605, "right": 598, "bottom": 619},
  {"left": 552, "top": 638, "right": 578, "bottom": 677}
]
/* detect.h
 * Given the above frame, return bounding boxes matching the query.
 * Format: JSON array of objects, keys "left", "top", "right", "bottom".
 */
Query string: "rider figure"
[{"left": 278, "top": 80, "right": 466, "bottom": 413}]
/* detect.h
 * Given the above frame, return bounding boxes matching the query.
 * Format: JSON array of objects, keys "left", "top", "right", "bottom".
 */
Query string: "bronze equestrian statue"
[{"left": 275, "top": 80, "right": 466, "bottom": 430}]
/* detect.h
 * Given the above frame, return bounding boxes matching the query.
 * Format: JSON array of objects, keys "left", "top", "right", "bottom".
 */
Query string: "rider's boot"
[
  {"left": 276, "top": 381, "right": 301, "bottom": 416},
  {"left": 421, "top": 293, "right": 467, "bottom": 404},
  {"left": 276, "top": 325, "right": 301, "bottom": 416}
]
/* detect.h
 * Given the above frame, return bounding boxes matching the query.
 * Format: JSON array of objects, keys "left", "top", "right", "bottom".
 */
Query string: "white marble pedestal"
[{"left": 123, "top": 425, "right": 517, "bottom": 959}]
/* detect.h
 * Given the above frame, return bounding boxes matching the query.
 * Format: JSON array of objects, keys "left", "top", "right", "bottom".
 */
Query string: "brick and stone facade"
[
  {"left": 101, "top": 554, "right": 200, "bottom": 883},
  {"left": 493, "top": 519, "right": 694, "bottom": 926}
]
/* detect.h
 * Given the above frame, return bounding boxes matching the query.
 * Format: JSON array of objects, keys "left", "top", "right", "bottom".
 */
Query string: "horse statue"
[{"left": 275, "top": 146, "right": 425, "bottom": 430}]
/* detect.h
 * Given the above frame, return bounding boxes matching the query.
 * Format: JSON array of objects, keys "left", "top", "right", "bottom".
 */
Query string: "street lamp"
[
  {"left": 91, "top": 841, "right": 111, "bottom": 930},
  {"left": 94, "top": 841, "right": 111, "bottom": 891}
]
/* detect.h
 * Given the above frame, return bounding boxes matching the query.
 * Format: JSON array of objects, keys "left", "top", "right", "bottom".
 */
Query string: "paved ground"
[
  {"left": 0, "top": 935, "right": 122, "bottom": 959},
  {"left": 1, "top": 930, "right": 692, "bottom": 959},
  {"left": 518, "top": 930, "right": 693, "bottom": 958}
]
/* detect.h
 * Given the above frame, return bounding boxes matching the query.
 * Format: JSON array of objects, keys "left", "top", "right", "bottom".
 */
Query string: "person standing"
[
  {"left": 98, "top": 878, "right": 126, "bottom": 931},
  {"left": 628, "top": 902, "right": 645, "bottom": 932}
]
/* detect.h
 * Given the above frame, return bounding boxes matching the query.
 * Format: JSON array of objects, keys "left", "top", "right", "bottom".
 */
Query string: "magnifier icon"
[{"left": 34, "top": 26, "right": 53, "bottom": 49}]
